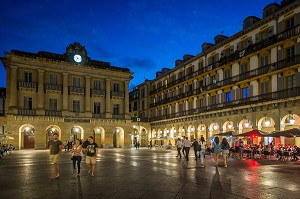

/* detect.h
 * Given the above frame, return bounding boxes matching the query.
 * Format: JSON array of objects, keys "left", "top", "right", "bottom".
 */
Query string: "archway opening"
[{"left": 20, "top": 124, "right": 35, "bottom": 149}]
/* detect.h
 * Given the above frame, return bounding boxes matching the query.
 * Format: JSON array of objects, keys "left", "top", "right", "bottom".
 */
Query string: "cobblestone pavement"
[{"left": 0, "top": 149, "right": 299, "bottom": 199}]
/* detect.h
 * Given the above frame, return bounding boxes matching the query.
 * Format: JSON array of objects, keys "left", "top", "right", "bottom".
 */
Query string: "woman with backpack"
[{"left": 212, "top": 136, "right": 222, "bottom": 167}]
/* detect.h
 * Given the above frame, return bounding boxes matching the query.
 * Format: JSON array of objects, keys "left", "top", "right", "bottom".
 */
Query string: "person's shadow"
[{"left": 210, "top": 167, "right": 232, "bottom": 197}]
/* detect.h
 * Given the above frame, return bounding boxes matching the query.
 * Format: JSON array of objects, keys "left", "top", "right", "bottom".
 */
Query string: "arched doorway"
[
  {"left": 71, "top": 126, "right": 84, "bottom": 142},
  {"left": 19, "top": 124, "right": 35, "bottom": 149},
  {"left": 46, "top": 125, "right": 61, "bottom": 147},
  {"left": 113, "top": 127, "right": 124, "bottom": 148},
  {"left": 140, "top": 128, "right": 147, "bottom": 147},
  {"left": 93, "top": 127, "right": 105, "bottom": 148}
]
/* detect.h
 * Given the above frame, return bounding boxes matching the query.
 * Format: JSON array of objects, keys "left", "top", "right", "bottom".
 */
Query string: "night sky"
[{"left": 0, "top": 0, "right": 275, "bottom": 90}]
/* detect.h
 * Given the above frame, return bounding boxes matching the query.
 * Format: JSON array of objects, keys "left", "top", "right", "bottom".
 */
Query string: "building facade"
[
  {"left": 130, "top": 0, "right": 300, "bottom": 147},
  {"left": 0, "top": 42, "right": 134, "bottom": 149}
]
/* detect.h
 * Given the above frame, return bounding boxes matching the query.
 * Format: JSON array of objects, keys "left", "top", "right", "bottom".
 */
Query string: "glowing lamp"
[{"left": 290, "top": 117, "right": 295, "bottom": 125}]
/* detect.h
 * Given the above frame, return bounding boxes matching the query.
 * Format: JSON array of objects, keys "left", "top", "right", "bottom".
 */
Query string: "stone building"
[
  {"left": 0, "top": 42, "right": 134, "bottom": 149},
  {"left": 130, "top": 0, "right": 300, "bottom": 147}
]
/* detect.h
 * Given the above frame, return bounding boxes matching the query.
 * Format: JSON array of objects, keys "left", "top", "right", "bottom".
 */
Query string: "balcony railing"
[
  {"left": 92, "top": 113, "right": 105, "bottom": 118},
  {"left": 45, "top": 84, "right": 62, "bottom": 92},
  {"left": 111, "top": 91, "right": 124, "bottom": 98},
  {"left": 150, "top": 54, "right": 300, "bottom": 108},
  {"left": 45, "top": 110, "right": 62, "bottom": 116},
  {"left": 91, "top": 89, "right": 105, "bottom": 96},
  {"left": 112, "top": 114, "right": 125, "bottom": 119},
  {"left": 150, "top": 86, "right": 300, "bottom": 121},
  {"left": 18, "top": 109, "right": 36, "bottom": 116},
  {"left": 149, "top": 24, "right": 300, "bottom": 96},
  {"left": 69, "top": 87, "right": 84, "bottom": 94},
  {"left": 18, "top": 82, "right": 37, "bottom": 90}
]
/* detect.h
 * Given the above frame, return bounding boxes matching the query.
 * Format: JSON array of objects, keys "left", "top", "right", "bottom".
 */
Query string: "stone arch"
[
  {"left": 113, "top": 127, "right": 124, "bottom": 148},
  {"left": 71, "top": 125, "right": 84, "bottom": 141},
  {"left": 238, "top": 119, "right": 254, "bottom": 134},
  {"left": 93, "top": 126, "right": 105, "bottom": 148},
  {"left": 281, "top": 114, "right": 300, "bottom": 130},
  {"left": 45, "top": 125, "right": 61, "bottom": 147},
  {"left": 222, "top": 121, "right": 235, "bottom": 133},
  {"left": 19, "top": 124, "right": 35, "bottom": 149},
  {"left": 197, "top": 124, "right": 207, "bottom": 139},
  {"left": 208, "top": 122, "right": 220, "bottom": 137},
  {"left": 258, "top": 117, "right": 275, "bottom": 132},
  {"left": 187, "top": 125, "right": 196, "bottom": 140}
]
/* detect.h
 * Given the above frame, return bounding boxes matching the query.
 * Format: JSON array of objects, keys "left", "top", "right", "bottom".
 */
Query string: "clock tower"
[{"left": 65, "top": 42, "right": 90, "bottom": 65}]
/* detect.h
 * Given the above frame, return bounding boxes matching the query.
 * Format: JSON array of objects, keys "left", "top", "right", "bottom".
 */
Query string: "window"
[
  {"left": 141, "top": 100, "right": 145, "bottom": 110},
  {"left": 73, "top": 77, "right": 80, "bottom": 87},
  {"left": 24, "top": 96, "right": 33, "bottom": 110},
  {"left": 114, "top": 83, "right": 119, "bottom": 92},
  {"left": 286, "top": 18, "right": 294, "bottom": 30},
  {"left": 141, "top": 88, "right": 145, "bottom": 98},
  {"left": 73, "top": 100, "right": 80, "bottom": 112},
  {"left": 260, "top": 55, "right": 268, "bottom": 67},
  {"left": 260, "top": 81, "right": 269, "bottom": 94},
  {"left": 49, "top": 99, "right": 57, "bottom": 111},
  {"left": 24, "top": 72, "right": 32, "bottom": 83},
  {"left": 226, "top": 92, "right": 231, "bottom": 102},
  {"left": 240, "top": 62, "right": 248, "bottom": 79},
  {"left": 211, "top": 95, "right": 216, "bottom": 105},
  {"left": 224, "top": 69, "right": 231, "bottom": 79},
  {"left": 198, "top": 60, "right": 204, "bottom": 69},
  {"left": 286, "top": 46, "right": 295, "bottom": 60},
  {"left": 113, "top": 104, "right": 119, "bottom": 115},
  {"left": 50, "top": 74, "right": 57, "bottom": 85},
  {"left": 94, "top": 102, "right": 100, "bottom": 114},
  {"left": 94, "top": 80, "right": 100, "bottom": 90},
  {"left": 286, "top": 75, "right": 295, "bottom": 89},
  {"left": 242, "top": 87, "right": 248, "bottom": 99}
]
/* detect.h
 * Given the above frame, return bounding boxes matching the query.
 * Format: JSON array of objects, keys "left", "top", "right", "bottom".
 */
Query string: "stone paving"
[{"left": 0, "top": 148, "right": 300, "bottom": 199}]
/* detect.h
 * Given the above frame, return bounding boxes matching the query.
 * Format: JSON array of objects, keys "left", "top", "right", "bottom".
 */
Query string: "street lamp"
[
  {"left": 201, "top": 125, "right": 205, "bottom": 131},
  {"left": 227, "top": 123, "right": 232, "bottom": 129},
  {"left": 245, "top": 120, "right": 250, "bottom": 128},
  {"left": 213, "top": 124, "right": 218, "bottom": 130},
  {"left": 290, "top": 115, "right": 296, "bottom": 125},
  {"left": 264, "top": 118, "right": 271, "bottom": 127}
]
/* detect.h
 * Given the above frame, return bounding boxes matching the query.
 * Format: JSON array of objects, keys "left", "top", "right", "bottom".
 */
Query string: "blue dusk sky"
[{"left": 0, "top": 0, "right": 275, "bottom": 91}]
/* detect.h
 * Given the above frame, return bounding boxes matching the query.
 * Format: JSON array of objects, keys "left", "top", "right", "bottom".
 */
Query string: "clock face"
[{"left": 73, "top": 54, "right": 82, "bottom": 63}]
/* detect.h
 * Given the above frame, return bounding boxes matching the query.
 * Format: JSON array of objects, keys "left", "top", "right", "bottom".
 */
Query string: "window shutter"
[
  {"left": 295, "top": 72, "right": 300, "bottom": 87},
  {"left": 220, "top": 93, "right": 224, "bottom": 103},
  {"left": 255, "top": 33, "right": 259, "bottom": 43},
  {"left": 248, "top": 85, "right": 253, "bottom": 97},
  {"left": 278, "top": 76, "right": 284, "bottom": 91},
  {"left": 231, "top": 90, "right": 235, "bottom": 100},
  {"left": 278, "top": 49, "right": 283, "bottom": 61},
  {"left": 277, "top": 21, "right": 284, "bottom": 33},
  {"left": 295, "top": 13, "right": 300, "bottom": 26},
  {"left": 236, "top": 88, "right": 240, "bottom": 100},
  {"left": 216, "top": 73, "right": 219, "bottom": 82},
  {"left": 215, "top": 53, "right": 219, "bottom": 62},
  {"left": 295, "top": 42, "right": 300, "bottom": 55}
]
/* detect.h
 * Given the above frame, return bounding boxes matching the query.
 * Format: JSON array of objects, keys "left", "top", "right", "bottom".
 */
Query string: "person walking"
[
  {"left": 86, "top": 136, "right": 98, "bottom": 177},
  {"left": 192, "top": 139, "right": 198, "bottom": 160},
  {"left": 176, "top": 138, "right": 183, "bottom": 159},
  {"left": 221, "top": 138, "right": 230, "bottom": 167},
  {"left": 212, "top": 136, "right": 222, "bottom": 167},
  {"left": 182, "top": 136, "right": 185, "bottom": 156},
  {"left": 72, "top": 139, "right": 83, "bottom": 177},
  {"left": 183, "top": 137, "right": 191, "bottom": 161},
  {"left": 198, "top": 136, "right": 206, "bottom": 167},
  {"left": 49, "top": 133, "right": 63, "bottom": 179}
]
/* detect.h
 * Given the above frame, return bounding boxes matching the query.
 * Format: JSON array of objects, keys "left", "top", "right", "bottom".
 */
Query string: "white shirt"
[
  {"left": 199, "top": 141, "right": 206, "bottom": 150},
  {"left": 176, "top": 140, "right": 183, "bottom": 148},
  {"left": 183, "top": 139, "right": 191, "bottom": 147}
]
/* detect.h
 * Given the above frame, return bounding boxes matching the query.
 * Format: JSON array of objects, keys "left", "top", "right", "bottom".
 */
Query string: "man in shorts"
[
  {"left": 49, "top": 133, "right": 63, "bottom": 179},
  {"left": 86, "top": 136, "right": 98, "bottom": 176}
]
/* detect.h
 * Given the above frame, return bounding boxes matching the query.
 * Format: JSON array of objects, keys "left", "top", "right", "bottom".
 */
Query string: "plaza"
[{"left": 0, "top": 149, "right": 299, "bottom": 199}]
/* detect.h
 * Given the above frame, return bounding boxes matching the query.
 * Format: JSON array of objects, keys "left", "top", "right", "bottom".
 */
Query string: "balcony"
[
  {"left": 69, "top": 87, "right": 84, "bottom": 95},
  {"left": 18, "top": 82, "right": 37, "bottom": 91},
  {"left": 92, "top": 113, "right": 105, "bottom": 118},
  {"left": 45, "top": 84, "right": 62, "bottom": 93},
  {"left": 45, "top": 110, "right": 62, "bottom": 116},
  {"left": 18, "top": 109, "right": 36, "bottom": 116},
  {"left": 112, "top": 114, "right": 125, "bottom": 119},
  {"left": 91, "top": 89, "right": 105, "bottom": 97},
  {"left": 149, "top": 25, "right": 300, "bottom": 96},
  {"left": 150, "top": 87, "right": 300, "bottom": 122},
  {"left": 152, "top": 55, "right": 300, "bottom": 108},
  {"left": 111, "top": 91, "right": 124, "bottom": 98}
]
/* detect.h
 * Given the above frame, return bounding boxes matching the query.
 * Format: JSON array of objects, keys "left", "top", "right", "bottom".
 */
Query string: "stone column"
[
  {"left": 85, "top": 76, "right": 91, "bottom": 116},
  {"left": 37, "top": 69, "right": 45, "bottom": 115},
  {"left": 62, "top": 73, "right": 69, "bottom": 115},
  {"left": 9, "top": 66, "right": 18, "bottom": 114},
  {"left": 124, "top": 81, "right": 130, "bottom": 119},
  {"left": 105, "top": 78, "right": 111, "bottom": 118}
]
